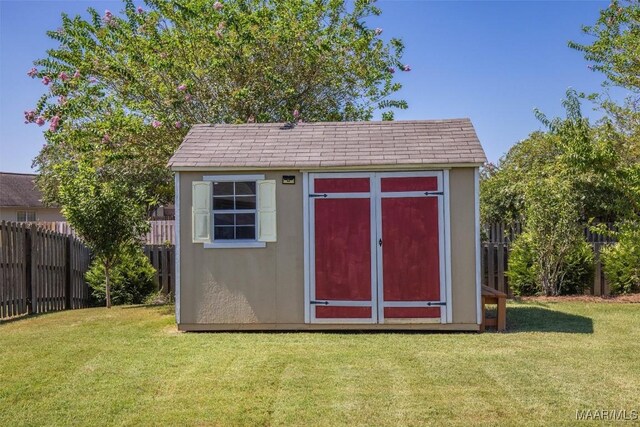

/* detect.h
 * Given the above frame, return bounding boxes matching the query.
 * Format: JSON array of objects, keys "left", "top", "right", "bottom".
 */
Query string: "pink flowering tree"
[{"left": 27, "top": 0, "right": 409, "bottom": 233}]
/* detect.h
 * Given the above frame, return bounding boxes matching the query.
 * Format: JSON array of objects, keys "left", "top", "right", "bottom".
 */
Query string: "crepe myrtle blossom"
[
  {"left": 387, "top": 67, "right": 395, "bottom": 74},
  {"left": 137, "top": 6, "right": 143, "bottom": 13},
  {"left": 374, "top": 28, "right": 383, "bottom": 36},
  {"left": 178, "top": 84, "right": 187, "bottom": 91},
  {"left": 184, "top": 93, "right": 192, "bottom": 102},
  {"left": 35, "top": 117, "right": 45, "bottom": 126},
  {"left": 24, "top": 110, "right": 36, "bottom": 123},
  {"left": 42, "top": 76, "right": 51, "bottom": 85},
  {"left": 103, "top": 10, "right": 113, "bottom": 22},
  {"left": 293, "top": 109, "right": 300, "bottom": 119},
  {"left": 59, "top": 71, "right": 69, "bottom": 81},
  {"left": 27, "top": 67, "right": 38, "bottom": 78},
  {"left": 49, "top": 115, "right": 61, "bottom": 132},
  {"left": 401, "top": 64, "right": 411, "bottom": 72},
  {"left": 58, "top": 95, "right": 67, "bottom": 105},
  {"left": 102, "top": 134, "right": 111, "bottom": 143},
  {"left": 174, "top": 121, "right": 182, "bottom": 129},
  {"left": 152, "top": 120, "right": 162, "bottom": 128},
  {"left": 73, "top": 70, "right": 81, "bottom": 79},
  {"left": 213, "top": 1, "right": 223, "bottom": 11}
]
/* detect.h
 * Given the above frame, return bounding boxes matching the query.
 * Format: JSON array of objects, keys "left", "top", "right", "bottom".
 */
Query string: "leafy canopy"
[
  {"left": 481, "top": 90, "right": 638, "bottom": 225},
  {"left": 27, "top": 0, "right": 409, "bottom": 205}
]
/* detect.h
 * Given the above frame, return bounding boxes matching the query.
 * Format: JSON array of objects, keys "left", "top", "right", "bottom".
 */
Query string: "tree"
[
  {"left": 569, "top": 0, "right": 640, "bottom": 161},
  {"left": 481, "top": 91, "right": 638, "bottom": 295},
  {"left": 26, "top": 0, "right": 410, "bottom": 206},
  {"left": 522, "top": 172, "right": 584, "bottom": 295},
  {"left": 58, "top": 160, "right": 150, "bottom": 308},
  {"left": 481, "top": 90, "right": 636, "bottom": 225}
]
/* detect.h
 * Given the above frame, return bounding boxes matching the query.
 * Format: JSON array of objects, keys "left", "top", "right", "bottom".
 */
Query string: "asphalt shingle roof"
[
  {"left": 0, "top": 172, "right": 45, "bottom": 207},
  {"left": 169, "top": 119, "right": 487, "bottom": 169}
]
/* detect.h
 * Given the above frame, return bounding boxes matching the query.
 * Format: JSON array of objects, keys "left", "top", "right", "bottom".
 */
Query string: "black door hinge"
[
  {"left": 424, "top": 301, "right": 447, "bottom": 306},
  {"left": 310, "top": 300, "right": 330, "bottom": 305},
  {"left": 309, "top": 193, "right": 328, "bottom": 198},
  {"left": 424, "top": 191, "right": 444, "bottom": 196},
  {"left": 379, "top": 238, "right": 383, "bottom": 247}
]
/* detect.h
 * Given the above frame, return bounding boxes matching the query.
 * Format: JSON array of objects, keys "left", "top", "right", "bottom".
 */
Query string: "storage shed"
[{"left": 169, "top": 119, "right": 487, "bottom": 331}]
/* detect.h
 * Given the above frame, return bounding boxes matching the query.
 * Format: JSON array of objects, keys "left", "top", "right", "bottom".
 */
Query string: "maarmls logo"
[{"left": 576, "top": 409, "right": 638, "bottom": 421}]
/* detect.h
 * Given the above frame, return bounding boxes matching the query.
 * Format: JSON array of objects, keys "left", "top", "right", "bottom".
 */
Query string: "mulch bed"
[{"left": 517, "top": 294, "right": 640, "bottom": 303}]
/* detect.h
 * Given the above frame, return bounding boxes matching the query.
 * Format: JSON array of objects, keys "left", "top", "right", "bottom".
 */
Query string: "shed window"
[
  {"left": 195, "top": 174, "right": 276, "bottom": 248},
  {"left": 212, "top": 181, "right": 257, "bottom": 240},
  {"left": 17, "top": 211, "right": 36, "bottom": 222}
]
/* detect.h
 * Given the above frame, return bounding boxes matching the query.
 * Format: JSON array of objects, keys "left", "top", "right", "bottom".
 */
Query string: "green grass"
[{"left": 1, "top": 301, "right": 639, "bottom": 426}]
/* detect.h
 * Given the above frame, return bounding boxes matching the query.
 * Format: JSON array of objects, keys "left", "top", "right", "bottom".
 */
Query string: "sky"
[{"left": 0, "top": 0, "right": 614, "bottom": 173}]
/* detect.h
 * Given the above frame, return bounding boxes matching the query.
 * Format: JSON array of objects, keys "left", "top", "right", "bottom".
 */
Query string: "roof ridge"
[{"left": 188, "top": 118, "right": 472, "bottom": 128}]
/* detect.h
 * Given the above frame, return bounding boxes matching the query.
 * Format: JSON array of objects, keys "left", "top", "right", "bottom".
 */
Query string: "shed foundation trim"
[{"left": 178, "top": 323, "right": 480, "bottom": 332}]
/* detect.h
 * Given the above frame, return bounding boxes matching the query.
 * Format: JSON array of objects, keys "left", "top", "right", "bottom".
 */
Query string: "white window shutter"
[
  {"left": 257, "top": 180, "right": 277, "bottom": 242},
  {"left": 192, "top": 181, "right": 212, "bottom": 243}
]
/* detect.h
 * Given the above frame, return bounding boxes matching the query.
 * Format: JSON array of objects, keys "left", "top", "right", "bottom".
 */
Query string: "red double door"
[{"left": 309, "top": 172, "right": 446, "bottom": 324}]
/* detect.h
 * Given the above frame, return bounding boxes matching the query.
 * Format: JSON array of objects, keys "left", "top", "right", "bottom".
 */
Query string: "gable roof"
[
  {"left": 169, "top": 119, "right": 486, "bottom": 170},
  {"left": 0, "top": 172, "right": 46, "bottom": 208}
]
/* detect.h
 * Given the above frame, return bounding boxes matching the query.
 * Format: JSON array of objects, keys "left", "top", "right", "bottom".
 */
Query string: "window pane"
[
  {"left": 235, "top": 181, "right": 256, "bottom": 195},
  {"left": 214, "top": 226, "right": 234, "bottom": 240},
  {"left": 236, "top": 226, "right": 256, "bottom": 240},
  {"left": 17, "top": 212, "right": 26, "bottom": 222},
  {"left": 235, "top": 196, "right": 256, "bottom": 209},
  {"left": 27, "top": 212, "right": 36, "bottom": 221},
  {"left": 213, "top": 196, "right": 234, "bottom": 210},
  {"left": 212, "top": 181, "right": 234, "bottom": 196},
  {"left": 214, "top": 214, "right": 234, "bottom": 226},
  {"left": 236, "top": 213, "right": 255, "bottom": 226}
]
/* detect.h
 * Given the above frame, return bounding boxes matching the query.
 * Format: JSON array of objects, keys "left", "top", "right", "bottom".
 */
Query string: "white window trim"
[
  {"left": 203, "top": 174, "right": 266, "bottom": 248},
  {"left": 205, "top": 241, "right": 266, "bottom": 249}
]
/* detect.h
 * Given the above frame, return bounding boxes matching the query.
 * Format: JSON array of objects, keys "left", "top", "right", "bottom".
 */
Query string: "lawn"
[{"left": 1, "top": 301, "right": 639, "bottom": 426}]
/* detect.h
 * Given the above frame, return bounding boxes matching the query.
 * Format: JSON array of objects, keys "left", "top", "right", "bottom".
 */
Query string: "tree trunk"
[{"left": 105, "top": 265, "right": 112, "bottom": 309}]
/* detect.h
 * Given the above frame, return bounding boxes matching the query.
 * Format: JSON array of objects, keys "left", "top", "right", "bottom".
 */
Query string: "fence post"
[
  {"left": 25, "top": 225, "right": 33, "bottom": 314},
  {"left": 65, "top": 235, "right": 72, "bottom": 309},
  {"left": 29, "top": 224, "right": 38, "bottom": 314}
]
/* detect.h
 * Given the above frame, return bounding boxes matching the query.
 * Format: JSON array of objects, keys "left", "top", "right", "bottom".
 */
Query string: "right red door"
[{"left": 378, "top": 174, "right": 444, "bottom": 322}]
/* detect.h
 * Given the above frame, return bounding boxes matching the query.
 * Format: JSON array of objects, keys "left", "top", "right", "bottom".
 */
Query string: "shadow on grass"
[{"left": 505, "top": 305, "right": 593, "bottom": 334}]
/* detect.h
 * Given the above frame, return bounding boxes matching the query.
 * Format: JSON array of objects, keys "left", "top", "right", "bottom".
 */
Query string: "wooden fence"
[
  {"left": 482, "top": 222, "right": 616, "bottom": 296},
  {"left": 38, "top": 220, "right": 175, "bottom": 245},
  {"left": 143, "top": 245, "right": 175, "bottom": 295},
  {"left": 0, "top": 221, "right": 91, "bottom": 320}
]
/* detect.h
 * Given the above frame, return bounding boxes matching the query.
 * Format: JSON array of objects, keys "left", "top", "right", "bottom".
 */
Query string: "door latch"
[
  {"left": 309, "top": 193, "right": 328, "bottom": 198},
  {"left": 424, "top": 191, "right": 444, "bottom": 196},
  {"left": 310, "top": 300, "right": 330, "bottom": 305}
]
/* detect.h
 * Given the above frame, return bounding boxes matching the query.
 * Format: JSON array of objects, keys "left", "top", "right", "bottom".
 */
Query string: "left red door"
[{"left": 311, "top": 176, "right": 375, "bottom": 322}]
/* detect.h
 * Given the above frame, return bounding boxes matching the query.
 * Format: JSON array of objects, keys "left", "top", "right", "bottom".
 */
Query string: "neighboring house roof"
[
  {"left": 0, "top": 172, "right": 46, "bottom": 208},
  {"left": 169, "top": 119, "right": 487, "bottom": 169}
]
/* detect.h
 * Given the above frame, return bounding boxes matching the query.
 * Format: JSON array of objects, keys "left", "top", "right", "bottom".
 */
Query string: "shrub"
[
  {"left": 560, "top": 240, "right": 595, "bottom": 295},
  {"left": 506, "top": 232, "right": 538, "bottom": 296},
  {"left": 601, "top": 224, "right": 640, "bottom": 294},
  {"left": 508, "top": 233, "right": 594, "bottom": 296},
  {"left": 87, "top": 246, "right": 156, "bottom": 305}
]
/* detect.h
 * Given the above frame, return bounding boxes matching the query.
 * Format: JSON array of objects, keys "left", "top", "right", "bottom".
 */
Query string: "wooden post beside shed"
[{"left": 480, "top": 285, "right": 507, "bottom": 332}]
